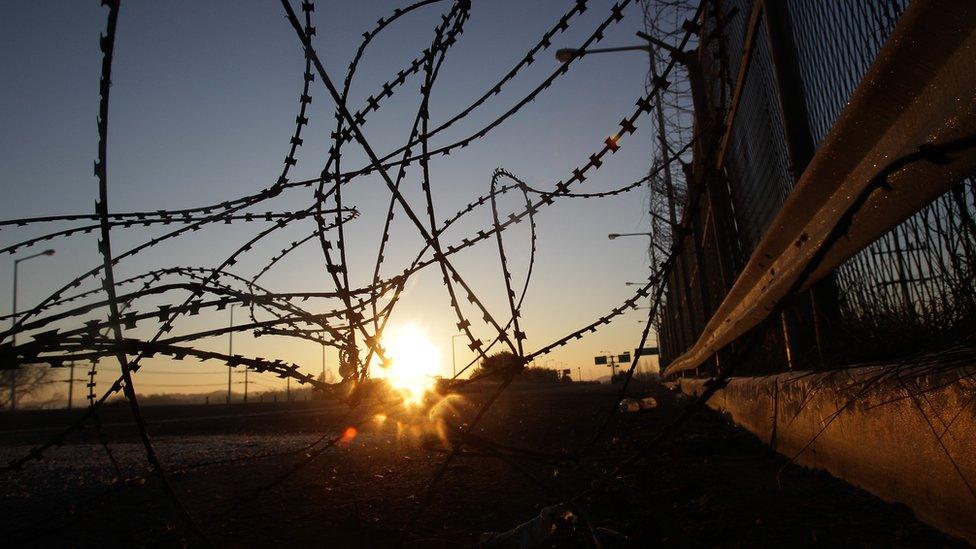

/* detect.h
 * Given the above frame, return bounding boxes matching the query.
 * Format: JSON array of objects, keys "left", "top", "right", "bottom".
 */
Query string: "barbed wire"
[
  {"left": 0, "top": 0, "right": 689, "bottom": 540},
  {"left": 5, "top": 0, "right": 954, "bottom": 544}
]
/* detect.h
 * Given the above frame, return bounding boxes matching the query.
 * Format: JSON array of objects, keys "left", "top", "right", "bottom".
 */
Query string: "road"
[{"left": 0, "top": 382, "right": 963, "bottom": 546}]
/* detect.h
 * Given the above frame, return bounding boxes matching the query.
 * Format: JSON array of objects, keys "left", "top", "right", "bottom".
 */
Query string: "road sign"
[
  {"left": 594, "top": 356, "right": 608, "bottom": 365},
  {"left": 635, "top": 347, "right": 659, "bottom": 356},
  {"left": 618, "top": 352, "right": 631, "bottom": 363}
]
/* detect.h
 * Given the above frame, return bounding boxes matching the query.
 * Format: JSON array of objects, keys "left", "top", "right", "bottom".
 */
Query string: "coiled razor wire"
[
  {"left": 6, "top": 0, "right": 967, "bottom": 544},
  {"left": 0, "top": 0, "right": 693, "bottom": 541}
]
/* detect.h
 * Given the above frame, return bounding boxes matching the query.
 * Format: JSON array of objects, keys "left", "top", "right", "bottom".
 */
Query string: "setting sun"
[{"left": 379, "top": 323, "right": 440, "bottom": 406}]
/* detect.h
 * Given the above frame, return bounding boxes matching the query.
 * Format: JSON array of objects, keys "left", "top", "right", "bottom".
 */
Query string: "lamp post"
[
  {"left": 566, "top": 33, "right": 687, "bottom": 379},
  {"left": 564, "top": 31, "right": 685, "bottom": 244},
  {"left": 583, "top": 30, "right": 694, "bottom": 309},
  {"left": 10, "top": 249, "right": 55, "bottom": 410},
  {"left": 67, "top": 360, "right": 75, "bottom": 409},
  {"left": 450, "top": 333, "right": 464, "bottom": 378},
  {"left": 610, "top": 233, "right": 671, "bottom": 259},
  {"left": 609, "top": 233, "right": 661, "bottom": 256},
  {"left": 555, "top": 30, "right": 681, "bottom": 64},
  {"left": 227, "top": 305, "right": 234, "bottom": 404},
  {"left": 244, "top": 360, "right": 249, "bottom": 404}
]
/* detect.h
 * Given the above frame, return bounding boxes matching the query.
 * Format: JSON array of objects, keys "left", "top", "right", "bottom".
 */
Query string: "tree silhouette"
[
  {"left": 478, "top": 351, "right": 523, "bottom": 378},
  {"left": 472, "top": 352, "right": 563, "bottom": 382},
  {"left": 1, "top": 365, "right": 51, "bottom": 409}
]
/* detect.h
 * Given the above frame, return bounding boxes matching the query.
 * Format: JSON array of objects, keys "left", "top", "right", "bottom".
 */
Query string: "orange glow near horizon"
[{"left": 379, "top": 322, "right": 440, "bottom": 406}]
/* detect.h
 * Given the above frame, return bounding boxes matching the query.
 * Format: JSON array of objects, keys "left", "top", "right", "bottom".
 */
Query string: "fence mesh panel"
[{"left": 655, "top": 0, "right": 976, "bottom": 371}]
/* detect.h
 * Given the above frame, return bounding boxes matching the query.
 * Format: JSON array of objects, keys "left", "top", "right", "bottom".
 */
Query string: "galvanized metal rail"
[{"left": 664, "top": 0, "right": 976, "bottom": 377}]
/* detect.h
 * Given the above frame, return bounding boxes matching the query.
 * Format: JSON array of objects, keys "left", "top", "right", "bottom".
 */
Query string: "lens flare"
[
  {"left": 339, "top": 426, "right": 357, "bottom": 444},
  {"left": 380, "top": 322, "right": 440, "bottom": 406}
]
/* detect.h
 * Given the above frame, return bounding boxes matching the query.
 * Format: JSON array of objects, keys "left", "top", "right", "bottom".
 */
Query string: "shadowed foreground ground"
[{"left": 0, "top": 383, "right": 964, "bottom": 547}]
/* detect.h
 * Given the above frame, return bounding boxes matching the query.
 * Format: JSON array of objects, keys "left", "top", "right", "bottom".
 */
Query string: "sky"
[{"left": 1, "top": 0, "right": 667, "bottom": 405}]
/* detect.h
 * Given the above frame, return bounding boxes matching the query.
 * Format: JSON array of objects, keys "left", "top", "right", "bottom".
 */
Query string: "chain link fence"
[{"left": 654, "top": 0, "right": 976, "bottom": 373}]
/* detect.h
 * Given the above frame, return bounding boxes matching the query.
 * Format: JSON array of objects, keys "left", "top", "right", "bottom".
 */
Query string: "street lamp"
[
  {"left": 608, "top": 232, "right": 653, "bottom": 240},
  {"left": 10, "top": 248, "right": 55, "bottom": 410},
  {"left": 555, "top": 44, "right": 652, "bottom": 63},
  {"left": 450, "top": 333, "right": 464, "bottom": 378},
  {"left": 555, "top": 31, "right": 683, "bottom": 64},
  {"left": 570, "top": 29, "right": 692, "bottom": 299},
  {"left": 568, "top": 28, "right": 694, "bottom": 258},
  {"left": 227, "top": 304, "right": 234, "bottom": 404},
  {"left": 612, "top": 233, "right": 672, "bottom": 261}
]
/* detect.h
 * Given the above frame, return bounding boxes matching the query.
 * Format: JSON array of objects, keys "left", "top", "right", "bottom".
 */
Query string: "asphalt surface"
[{"left": 0, "top": 382, "right": 964, "bottom": 547}]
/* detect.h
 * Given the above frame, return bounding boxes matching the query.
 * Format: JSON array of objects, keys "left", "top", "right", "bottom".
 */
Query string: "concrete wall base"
[{"left": 679, "top": 364, "right": 976, "bottom": 543}]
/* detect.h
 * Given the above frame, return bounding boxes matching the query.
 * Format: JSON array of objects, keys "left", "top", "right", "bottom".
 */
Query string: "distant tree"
[
  {"left": 316, "top": 369, "right": 336, "bottom": 385},
  {"left": 520, "top": 366, "right": 559, "bottom": 383},
  {"left": 610, "top": 371, "right": 634, "bottom": 384},
  {"left": 471, "top": 352, "right": 565, "bottom": 383},
  {"left": 1, "top": 366, "right": 52, "bottom": 409},
  {"left": 471, "top": 351, "right": 524, "bottom": 380}
]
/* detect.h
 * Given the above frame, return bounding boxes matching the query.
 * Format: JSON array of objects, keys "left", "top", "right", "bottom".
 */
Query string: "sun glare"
[{"left": 380, "top": 323, "right": 440, "bottom": 406}]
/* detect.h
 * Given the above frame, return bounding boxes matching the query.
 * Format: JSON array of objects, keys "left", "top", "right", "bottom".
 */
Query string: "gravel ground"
[{"left": 0, "top": 382, "right": 965, "bottom": 547}]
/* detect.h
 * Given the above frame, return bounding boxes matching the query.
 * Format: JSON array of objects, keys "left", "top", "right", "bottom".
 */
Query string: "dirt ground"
[{"left": 0, "top": 382, "right": 966, "bottom": 547}]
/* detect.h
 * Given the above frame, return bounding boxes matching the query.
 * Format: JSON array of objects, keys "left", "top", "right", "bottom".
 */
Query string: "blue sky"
[{"left": 1, "top": 0, "right": 665, "bottom": 402}]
